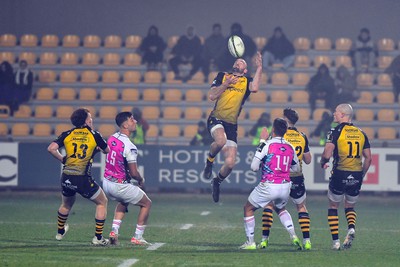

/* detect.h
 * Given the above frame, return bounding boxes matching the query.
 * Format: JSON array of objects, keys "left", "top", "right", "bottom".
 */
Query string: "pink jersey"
[
  {"left": 104, "top": 132, "right": 138, "bottom": 183},
  {"left": 251, "top": 137, "right": 300, "bottom": 184}
]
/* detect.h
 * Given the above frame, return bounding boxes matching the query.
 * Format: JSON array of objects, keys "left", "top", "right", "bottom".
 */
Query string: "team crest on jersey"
[
  {"left": 111, "top": 141, "right": 117, "bottom": 146},
  {"left": 279, "top": 147, "right": 287, "bottom": 152}
]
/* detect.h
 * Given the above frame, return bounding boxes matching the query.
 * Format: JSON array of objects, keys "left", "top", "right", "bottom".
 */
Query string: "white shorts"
[
  {"left": 248, "top": 182, "right": 292, "bottom": 210},
  {"left": 102, "top": 178, "right": 146, "bottom": 205}
]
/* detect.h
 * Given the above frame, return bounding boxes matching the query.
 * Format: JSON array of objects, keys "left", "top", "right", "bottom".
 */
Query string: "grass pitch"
[{"left": 0, "top": 191, "right": 398, "bottom": 267}]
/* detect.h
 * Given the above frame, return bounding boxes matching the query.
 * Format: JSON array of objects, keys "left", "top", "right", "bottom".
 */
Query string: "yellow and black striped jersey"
[
  {"left": 326, "top": 122, "right": 370, "bottom": 171},
  {"left": 54, "top": 126, "right": 108, "bottom": 176},
  {"left": 210, "top": 72, "right": 252, "bottom": 124},
  {"left": 284, "top": 127, "right": 310, "bottom": 177}
]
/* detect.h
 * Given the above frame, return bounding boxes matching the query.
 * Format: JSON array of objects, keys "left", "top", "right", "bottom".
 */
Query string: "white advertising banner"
[{"left": 0, "top": 143, "right": 19, "bottom": 186}]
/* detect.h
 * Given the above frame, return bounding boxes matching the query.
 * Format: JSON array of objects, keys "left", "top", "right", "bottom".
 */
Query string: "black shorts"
[
  {"left": 61, "top": 173, "right": 100, "bottom": 199},
  {"left": 329, "top": 169, "right": 363, "bottom": 197},
  {"left": 290, "top": 175, "right": 306, "bottom": 199},
  {"left": 207, "top": 115, "right": 238, "bottom": 143}
]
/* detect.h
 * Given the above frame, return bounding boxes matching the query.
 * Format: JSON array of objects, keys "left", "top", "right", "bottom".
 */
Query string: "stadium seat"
[
  {"left": 163, "top": 107, "right": 182, "bottom": 120},
  {"left": 335, "top": 38, "right": 352, "bottom": 51},
  {"left": 102, "top": 71, "right": 120, "bottom": 83},
  {"left": 296, "top": 126, "right": 309, "bottom": 137},
  {"left": 82, "top": 53, "right": 100, "bottom": 66},
  {"left": 187, "top": 72, "right": 205, "bottom": 84},
  {"left": 260, "top": 72, "right": 268, "bottom": 85},
  {"left": 183, "top": 124, "right": 198, "bottom": 138},
  {"left": 124, "top": 53, "right": 142, "bottom": 66},
  {"left": 120, "top": 106, "right": 133, "bottom": 112},
  {"left": 294, "top": 55, "right": 311, "bottom": 68},
  {"left": 60, "top": 52, "right": 79, "bottom": 65},
  {"left": 184, "top": 107, "right": 203, "bottom": 120},
  {"left": 297, "top": 108, "right": 311, "bottom": 120},
  {"left": 313, "top": 55, "right": 331, "bottom": 68},
  {"left": 293, "top": 37, "right": 311, "bottom": 51},
  {"left": 271, "top": 72, "right": 289, "bottom": 86},
  {"left": 163, "top": 88, "right": 183, "bottom": 102},
  {"left": 99, "top": 106, "right": 118, "bottom": 120},
  {"left": 20, "top": 34, "right": 38, "bottom": 47},
  {"left": 313, "top": 108, "right": 330, "bottom": 120},
  {"left": 377, "top": 73, "right": 392, "bottom": 87},
  {"left": 270, "top": 90, "right": 289, "bottom": 103},
  {"left": 185, "top": 89, "right": 203, "bottom": 102},
  {"left": 0, "top": 105, "right": 10, "bottom": 118},
  {"left": 253, "top": 36, "right": 267, "bottom": 51},
  {"left": 55, "top": 123, "right": 71, "bottom": 136},
  {"left": 166, "top": 71, "right": 182, "bottom": 84},
  {"left": 33, "top": 123, "right": 52, "bottom": 137},
  {"left": 34, "top": 105, "right": 53, "bottom": 118},
  {"left": 270, "top": 108, "right": 282, "bottom": 120},
  {"left": 376, "top": 92, "right": 394, "bottom": 104},
  {"left": 377, "top": 38, "right": 395, "bottom": 51},
  {"left": 142, "top": 106, "right": 160, "bottom": 120},
  {"left": 56, "top": 106, "right": 74, "bottom": 119},
  {"left": 377, "top": 109, "right": 396, "bottom": 122},
  {"left": 237, "top": 125, "right": 245, "bottom": 138},
  {"left": 38, "top": 70, "right": 57, "bottom": 83},
  {"left": 0, "top": 123, "right": 8, "bottom": 136},
  {"left": 59, "top": 70, "right": 78, "bottom": 83},
  {"left": 335, "top": 55, "right": 352, "bottom": 68},
  {"left": 248, "top": 108, "right": 266, "bottom": 121},
  {"left": 377, "top": 127, "right": 397, "bottom": 140},
  {"left": 62, "top": 35, "right": 80, "bottom": 47},
  {"left": 100, "top": 88, "right": 119, "bottom": 101},
  {"left": 121, "top": 88, "right": 140, "bottom": 101},
  {"left": 162, "top": 124, "right": 181, "bottom": 138},
  {"left": 142, "top": 88, "right": 161, "bottom": 101},
  {"left": 12, "top": 123, "right": 30, "bottom": 136},
  {"left": 355, "top": 109, "right": 374, "bottom": 121},
  {"left": 103, "top": 53, "right": 121, "bottom": 66},
  {"left": 35, "top": 87, "right": 54, "bottom": 100},
  {"left": 57, "top": 87, "right": 76, "bottom": 101},
  {"left": 83, "top": 35, "right": 101, "bottom": 48},
  {"left": 104, "top": 35, "right": 122, "bottom": 48},
  {"left": 0, "top": 34, "right": 17, "bottom": 47},
  {"left": 147, "top": 125, "right": 159, "bottom": 138},
  {"left": 357, "top": 73, "right": 374, "bottom": 87},
  {"left": 125, "top": 35, "right": 142, "bottom": 49},
  {"left": 377, "top": 56, "right": 393, "bottom": 69},
  {"left": 357, "top": 91, "right": 374, "bottom": 104},
  {"left": 0, "top": 51, "right": 15, "bottom": 63},
  {"left": 79, "top": 88, "right": 98, "bottom": 101},
  {"left": 41, "top": 34, "right": 59, "bottom": 47},
  {"left": 248, "top": 90, "right": 267, "bottom": 103},
  {"left": 98, "top": 124, "right": 116, "bottom": 138},
  {"left": 292, "top": 73, "right": 310, "bottom": 86},
  {"left": 314, "top": 37, "right": 332, "bottom": 50},
  {"left": 167, "top": 36, "right": 179, "bottom": 49},
  {"left": 13, "top": 105, "right": 32, "bottom": 118},
  {"left": 291, "top": 91, "right": 309, "bottom": 103},
  {"left": 143, "top": 71, "right": 162, "bottom": 83},
  {"left": 361, "top": 127, "right": 375, "bottom": 139},
  {"left": 39, "top": 52, "right": 58, "bottom": 65},
  {"left": 81, "top": 71, "right": 99, "bottom": 83},
  {"left": 123, "top": 71, "right": 141, "bottom": 83},
  {"left": 18, "top": 52, "right": 36, "bottom": 65}
]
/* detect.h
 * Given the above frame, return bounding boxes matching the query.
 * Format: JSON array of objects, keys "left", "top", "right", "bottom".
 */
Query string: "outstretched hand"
[{"left": 254, "top": 52, "right": 262, "bottom": 68}]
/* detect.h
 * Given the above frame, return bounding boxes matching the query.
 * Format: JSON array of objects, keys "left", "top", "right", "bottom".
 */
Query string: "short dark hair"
[
  {"left": 273, "top": 118, "right": 288, "bottom": 137},
  {"left": 115, "top": 111, "right": 132, "bottom": 127},
  {"left": 70, "top": 108, "right": 90, "bottom": 127},
  {"left": 283, "top": 108, "right": 299, "bottom": 125}
]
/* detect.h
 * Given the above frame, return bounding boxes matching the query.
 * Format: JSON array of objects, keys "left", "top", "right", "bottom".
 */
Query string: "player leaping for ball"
[{"left": 203, "top": 51, "right": 263, "bottom": 202}]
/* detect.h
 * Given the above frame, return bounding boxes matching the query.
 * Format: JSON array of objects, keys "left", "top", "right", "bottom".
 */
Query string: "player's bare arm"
[
  {"left": 47, "top": 142, "right": 64, "bottom": 163},
  {"left": 303, "top": 152, "right": 312, "bottom": 165},
  {"left": 321, "top": 143, "right": 335, "bottom": 169},
  {"left": 208, "top": 74, "right": 238, "bottom": 101},
  {"left": 362, "top": 148, "right": 372, "bottom": 177},
  {"left": 128, "top": 162, "right": 145, "bottom": 187},
  {"left": 249, "top": 52, "right": 263, "bottom": 92}
]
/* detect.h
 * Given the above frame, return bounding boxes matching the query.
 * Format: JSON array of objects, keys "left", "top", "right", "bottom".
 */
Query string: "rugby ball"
[{"left": 228, "top": 35, "right": 245, "bottom": 58}]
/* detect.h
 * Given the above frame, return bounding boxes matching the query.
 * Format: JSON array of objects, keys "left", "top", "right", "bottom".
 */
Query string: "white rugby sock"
[
  {"left": 244, "top": 216, "right": 255, "bottom": 243},
  {"left": 112, "top": 219, "right": 122, "bottom": 234},
  {"left": 279, "top": 210, "right": 296, "bottom": 238},
  {"left": 134, "top": 224, "right": 146, "bottom": 239}
]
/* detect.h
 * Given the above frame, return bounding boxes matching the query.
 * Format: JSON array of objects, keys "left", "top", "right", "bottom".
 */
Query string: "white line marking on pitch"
[
  {"left": 200, "top": 211, "right": 210, "bottom": 216},
  {"left": 117, "top": 258, "right": 138, "bottom": 267},
  {"left": 147, "top": 242, "right": 165, "bottom": 251},
  {"left": 180, "top": 224, "right": 193, "bottom": 230}
]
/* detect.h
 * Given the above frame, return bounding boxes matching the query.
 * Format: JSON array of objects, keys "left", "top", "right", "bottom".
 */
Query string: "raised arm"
[
  {"left": 208, "top": 74, "right": 238, "bottom": 101},
  {"left": 249, "top": 52, "right": 263, "bottom": 93}
]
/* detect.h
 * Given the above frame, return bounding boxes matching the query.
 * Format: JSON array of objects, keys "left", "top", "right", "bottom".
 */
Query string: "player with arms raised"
[{"left": 203, "top": 51, "right": 263, "bottom": 203}]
